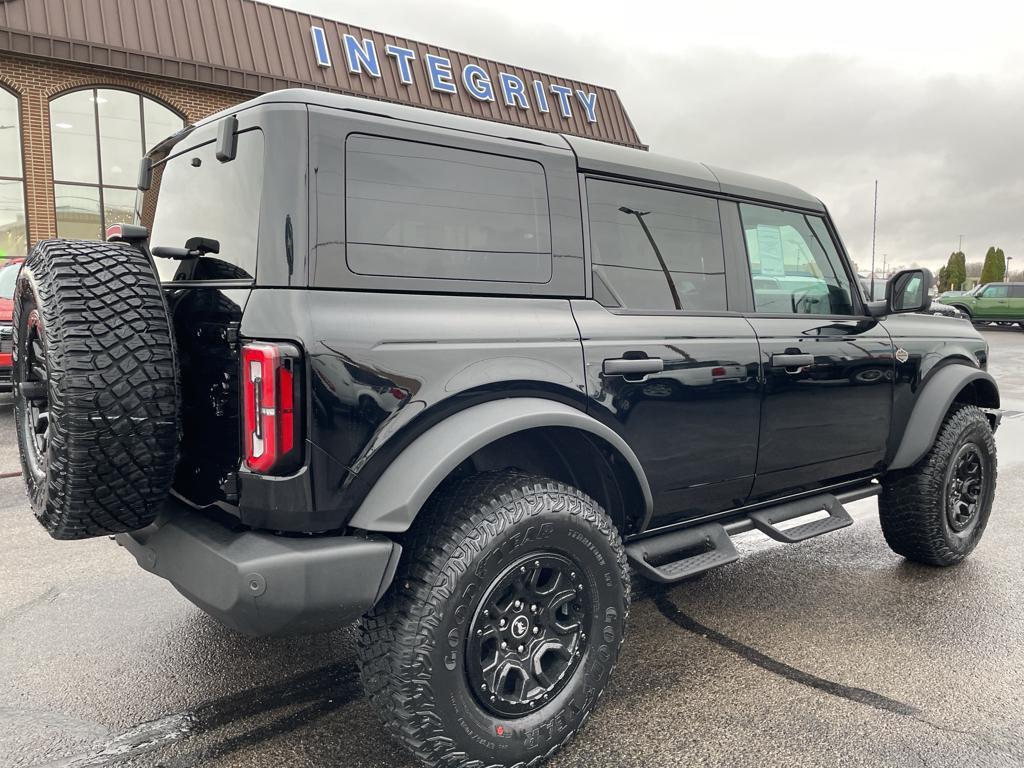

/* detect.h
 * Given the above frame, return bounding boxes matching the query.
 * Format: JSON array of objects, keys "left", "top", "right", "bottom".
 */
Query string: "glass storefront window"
[
  {"left": 50, "top": 88, "right": 184, "bottom": 239},
  {"left": 0, "top": 87, "right": 27, "bottom": 259},
  {"left": 54, "top": 184, "right": 101, "bottom": 241},
  {"left": 102, "top": 186, "right": 138, "bottom": 230}
]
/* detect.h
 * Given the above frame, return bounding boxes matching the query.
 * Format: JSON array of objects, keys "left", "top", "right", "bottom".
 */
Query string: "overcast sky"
[{"left": 280, "top": 0, "right": 1023, "bottom": 273}]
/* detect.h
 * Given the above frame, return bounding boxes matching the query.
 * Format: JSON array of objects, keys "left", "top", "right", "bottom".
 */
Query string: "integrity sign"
[{"left": 310, "top": 26, "right": 601, "bottom": 124}]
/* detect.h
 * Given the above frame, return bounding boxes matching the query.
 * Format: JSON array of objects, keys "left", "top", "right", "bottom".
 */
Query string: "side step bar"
[
  {"left": 747, "top": 493, "right": 852, "bottom": 543},
  {"left": 628, "top": 486, "right": 876, "bottom": 584},
  {"left": 626, "top": 523, "right": 739, "bottom": 584}
]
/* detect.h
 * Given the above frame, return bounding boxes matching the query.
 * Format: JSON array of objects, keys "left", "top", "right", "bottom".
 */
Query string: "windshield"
[
  {"left": 142, "top": 127, "right": 264, "bottom": 283},
  {"left": 0, "top": 262, "right": 18, "bottom": 299}
]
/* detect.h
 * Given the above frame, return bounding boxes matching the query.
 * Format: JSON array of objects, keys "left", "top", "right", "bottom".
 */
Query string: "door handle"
[
  {"left": 771, "top": 353, "right": 815, "bottom": 370},
  {"left": 603, "top": 357, "right": 664, "bottom": 376}
]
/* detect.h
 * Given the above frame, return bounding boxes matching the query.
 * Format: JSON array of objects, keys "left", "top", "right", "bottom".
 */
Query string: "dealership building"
[{"left": 0, "top": 0, "right": 642, "bottom": 263}]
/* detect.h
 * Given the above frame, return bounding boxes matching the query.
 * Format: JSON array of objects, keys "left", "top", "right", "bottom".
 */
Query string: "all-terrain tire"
[
  {"left": 358, "top": 471, "right": 629, "bottom": 768},
  {"left": 13, "top": 240, "right": 179, "bottom": 539},
  {"left": 879, "top": 404, "right": 996, "bottom": 566}
]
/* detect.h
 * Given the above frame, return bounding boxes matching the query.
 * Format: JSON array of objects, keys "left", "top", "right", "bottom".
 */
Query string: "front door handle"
[
  {"left": 771, "top": 353, "right": 815, "bottom": 370},
  {"left": 603, "top": 357, "right": 665, "bottom": 376}
]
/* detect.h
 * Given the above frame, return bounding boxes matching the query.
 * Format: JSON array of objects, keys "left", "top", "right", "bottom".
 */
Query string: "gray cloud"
[{"left": 285, "top": 0, "right": 1024, "bottom": 271}]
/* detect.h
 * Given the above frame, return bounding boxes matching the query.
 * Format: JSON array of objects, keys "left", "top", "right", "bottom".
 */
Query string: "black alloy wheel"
[
  {"left": 16, "top": 305, "right": 50, "bottom": 483},
  {"left": 945, "top": 442, "right": 985, "bottom": 533},
  {"left": 466, "top": 552, "right": 591, "bottom": 718}
]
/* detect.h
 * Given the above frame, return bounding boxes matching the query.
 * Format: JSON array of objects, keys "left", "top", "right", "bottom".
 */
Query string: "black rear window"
[{"left": 143, "top": 129, "right": 265, "bottom": 282}]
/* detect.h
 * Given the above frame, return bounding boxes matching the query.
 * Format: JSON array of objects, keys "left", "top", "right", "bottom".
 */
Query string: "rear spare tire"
[{"left": 13, "top": 240, "right": 179, "bottom": 539}]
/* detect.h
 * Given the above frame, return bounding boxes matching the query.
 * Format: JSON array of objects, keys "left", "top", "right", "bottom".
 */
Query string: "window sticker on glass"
[{"left": 755, "top": 225, "right": 785, "bottom": 277}]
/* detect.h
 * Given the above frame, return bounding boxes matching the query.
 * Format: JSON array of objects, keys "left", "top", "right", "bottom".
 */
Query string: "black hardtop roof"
[{"left": 214, "top": 89, "right": 825, "bottom": 212}]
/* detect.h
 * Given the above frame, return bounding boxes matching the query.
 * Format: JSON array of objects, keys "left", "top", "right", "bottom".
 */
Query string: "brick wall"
[{"left": 0, "top": 53, "right": 248, "bottom": 245}]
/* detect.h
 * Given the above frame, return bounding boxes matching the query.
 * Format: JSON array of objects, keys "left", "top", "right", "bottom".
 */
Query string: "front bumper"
[{"left": 117, "top": 498, "right": 402, "bottom": 636}]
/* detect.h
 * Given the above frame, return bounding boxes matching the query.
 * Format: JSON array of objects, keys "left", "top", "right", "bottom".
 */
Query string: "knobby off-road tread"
[
  {"left": 879, "top": 404, "right": 996, "bottom": 566},
  {"left": 14, "top": 240, "right": 179, "bottom": 539},
  {"left": 358, "top": 471, "right": 630, "bottom": 768}
]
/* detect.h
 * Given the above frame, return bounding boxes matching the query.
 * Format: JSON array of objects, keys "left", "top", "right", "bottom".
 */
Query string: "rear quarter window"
[{"left": 342, "top": 135, "right": 553, "bottom": 284}]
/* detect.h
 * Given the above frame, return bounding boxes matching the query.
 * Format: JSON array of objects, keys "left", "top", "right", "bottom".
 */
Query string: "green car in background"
[{"left": 938, "top": 282, "right": 1024, "bottom": 325}]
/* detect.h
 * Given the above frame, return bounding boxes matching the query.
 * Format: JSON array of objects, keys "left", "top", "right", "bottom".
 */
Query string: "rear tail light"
[
  {"left": 242, "top": 341, "right": 302, "bottom": 474},
  {"left": 711, "top": 366, "right": 727, "bottom": 377}
]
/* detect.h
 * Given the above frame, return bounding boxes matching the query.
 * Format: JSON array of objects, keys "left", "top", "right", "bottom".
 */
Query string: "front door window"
[{"left": 739, "top": 204, "right": 857, "bottom": 316}]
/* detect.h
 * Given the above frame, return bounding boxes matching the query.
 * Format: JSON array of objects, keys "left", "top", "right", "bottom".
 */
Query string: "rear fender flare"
[
  {"left": 889, "top": 366, "right": 1000, "bottom": 470},
  {"left": 347, "top": 397, "right": 654, "bottom": 533}
]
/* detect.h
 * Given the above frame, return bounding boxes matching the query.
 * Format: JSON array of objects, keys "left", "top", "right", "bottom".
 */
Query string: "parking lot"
[{"left": 2, "top": 327, "right": 1023, "bottom": 768}]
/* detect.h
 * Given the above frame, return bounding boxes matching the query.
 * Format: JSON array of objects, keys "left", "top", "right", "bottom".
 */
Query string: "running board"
[
  {"left": 626, "top": 523, "right": 739, "bottom": 584},
  {"left": 747, "top": 493, "right": 853, "bottom": 543}
]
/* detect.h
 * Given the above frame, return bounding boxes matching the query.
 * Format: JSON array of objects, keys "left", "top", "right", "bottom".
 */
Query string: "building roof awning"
[{"left": 0, "top": 0, "right": 644, "bottom": 148}]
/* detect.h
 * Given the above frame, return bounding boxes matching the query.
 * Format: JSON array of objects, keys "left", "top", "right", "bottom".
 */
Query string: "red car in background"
[{"left": 0, "top": 257, "right": 24, "bottom": 392}]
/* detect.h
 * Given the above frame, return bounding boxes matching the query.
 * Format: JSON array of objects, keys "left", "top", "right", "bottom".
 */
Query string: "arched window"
[
  {"left": 50, "top": 88, "right": 184, "bottom": 240},
  {"left": 0, "top": 86, "right": 27, "bottom": 260}
]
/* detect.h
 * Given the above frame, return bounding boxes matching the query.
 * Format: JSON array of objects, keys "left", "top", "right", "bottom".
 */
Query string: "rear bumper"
[{"left": 116, "top": 498, "right": 402, "bottom": 636}]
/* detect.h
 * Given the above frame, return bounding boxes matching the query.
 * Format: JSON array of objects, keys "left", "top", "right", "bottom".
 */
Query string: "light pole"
[
  {"left": 618, "top": 206, "right": 682, "bottom": 310},
  {"left": 958, "top": 234, "right": 964, "bottom": 253},
  {"left": 1006, "top": 255, "right": 1013, "bottom": 281},
  {"left": 870, "top": 181, "right": 878, "bottom": 298}
]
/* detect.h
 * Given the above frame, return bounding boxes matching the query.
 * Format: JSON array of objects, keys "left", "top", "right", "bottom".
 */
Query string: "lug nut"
[
  {"left": 499, "top": 618, "right": 507, "bottom": 628},
  {"left": 532, "top": 627, "right": 539, "bottom": 635},
  {"left": 513, "top": 600, "right": 522, "bottom": 610},
  {"left": 483, "top": 609, "right": 490, "bottom": 617},
  {"left": 517, "top": 645, "right": 524, "bottom": 653},
  {"left": 531, "top": 603, "right": 537, "bottom": 612},
  {"left": 476, "top": 629, "right": 483, "bottom": 636},
  {"left": 481, "top": 683, "right": 487, "bottom": 691},
  {"left": 520, "top": 565, "right": 527, "bottom": 574},
  {"left": 501, "top": 641, "right": 508, "bottom": 650}
]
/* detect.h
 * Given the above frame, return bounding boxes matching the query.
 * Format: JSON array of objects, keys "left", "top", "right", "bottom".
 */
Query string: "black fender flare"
[
  {"left": 889, "top": 366, "right": 1000, "bottom": 470},
  {"left": 347, "top": 397, "right": 654, "bottom": 533}
]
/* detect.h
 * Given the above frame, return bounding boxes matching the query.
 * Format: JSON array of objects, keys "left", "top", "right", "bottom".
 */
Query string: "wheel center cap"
[{"left": 510, "top": 615, "right": 530, "bottom": 639}]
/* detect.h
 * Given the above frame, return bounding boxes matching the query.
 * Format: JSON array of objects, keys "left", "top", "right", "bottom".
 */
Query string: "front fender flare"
[
  {"left": 889, "top": 366, "right": 999, "bottom": 470},
  {"left": 348, "top": 397, "right": 654, "bottom": 533}
]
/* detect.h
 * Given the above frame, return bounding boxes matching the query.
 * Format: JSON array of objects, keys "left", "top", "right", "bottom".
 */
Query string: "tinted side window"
[
  {"left": 345, "top": 135, "right": 552, "bottom": 283},
  {"left": 981, "top": 284, "right": 1008, "bottom": 298},
  {"left": 740, "top": 204, "right": 855, "bottom": 316},
  {"left": 587, "top": 179, "right": 726, "bottom": 312},
  {"left": 1011, "top": 285, "right": 1024, "bottom": 298}
]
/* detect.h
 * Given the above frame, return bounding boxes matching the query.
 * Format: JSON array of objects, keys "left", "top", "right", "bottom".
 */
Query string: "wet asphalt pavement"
[{"left": 2, "top": 328, "right": 1024, "bottom": 768}]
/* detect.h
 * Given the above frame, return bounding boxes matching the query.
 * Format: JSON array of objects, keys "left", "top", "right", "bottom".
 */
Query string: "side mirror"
[{"left": 866, "top": 268, "right": 933, "bottom": 317}]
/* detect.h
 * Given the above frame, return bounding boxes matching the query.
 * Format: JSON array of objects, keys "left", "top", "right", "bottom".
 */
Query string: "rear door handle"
[
  {"left": 771, "top": 353, "right": 815, "bottom": 370},
  {"left": 603, "top": 357, "right": 664, "bottom": 376}
]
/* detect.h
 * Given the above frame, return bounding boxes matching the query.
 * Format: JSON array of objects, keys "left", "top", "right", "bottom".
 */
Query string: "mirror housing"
[{"left": 867, "top": 268, "right": 933, "bottom": 317}]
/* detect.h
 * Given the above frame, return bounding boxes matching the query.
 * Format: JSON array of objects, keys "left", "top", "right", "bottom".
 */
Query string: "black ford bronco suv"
[{"left": 12, "top": 90, "right": 1000, "bottom": 768}]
